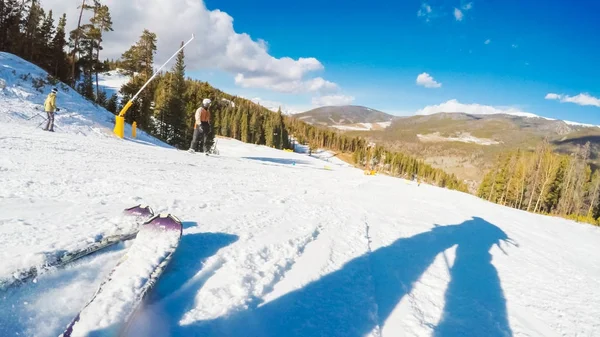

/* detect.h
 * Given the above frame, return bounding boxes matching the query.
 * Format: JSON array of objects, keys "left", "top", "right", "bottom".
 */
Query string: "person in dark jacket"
[{"left": 189, "top": 98, "right": 211, "bottom": 153}]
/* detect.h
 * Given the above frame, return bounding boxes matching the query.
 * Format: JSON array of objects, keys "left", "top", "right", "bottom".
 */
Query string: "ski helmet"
[{"left": 51, "top": 87, "right": 58, "bottom": 93}]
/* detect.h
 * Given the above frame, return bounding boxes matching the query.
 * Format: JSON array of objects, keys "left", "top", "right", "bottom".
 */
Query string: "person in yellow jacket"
[{"left": 43, "top": 88, "right": 60, "bottom": 132}]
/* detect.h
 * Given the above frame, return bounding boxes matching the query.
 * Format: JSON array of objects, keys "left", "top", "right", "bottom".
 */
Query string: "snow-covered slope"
[
  {"left": 97, "top": 69, "right": 130, "bottom": 99},
  {"left": 1, "top": 122, "right": 600, "bottom": 337},
  {"left": 0, "top": 52, "right": 165, "bottom": 146},
  {"left": 1, "top": 54, "right": 600, "bottom": 337},
  {"left": 416, "top": 99, "right": 600, "bottom": 128}
]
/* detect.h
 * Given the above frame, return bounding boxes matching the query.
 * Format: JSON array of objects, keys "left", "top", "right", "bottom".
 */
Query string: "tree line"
[
  {"left": 284, "top": 118, "right": 468, "bottom": 192},
  {"left": 478, "top": 140, "right": 600, "bottom": 225}
]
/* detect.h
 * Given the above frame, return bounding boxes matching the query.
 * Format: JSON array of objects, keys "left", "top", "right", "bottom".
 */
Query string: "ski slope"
[
  {"left": 0, "top": 52, "right": 164, "bottom": 146},
  {"left": 1, "top": 53, "right": 600, "bottom": 337}
]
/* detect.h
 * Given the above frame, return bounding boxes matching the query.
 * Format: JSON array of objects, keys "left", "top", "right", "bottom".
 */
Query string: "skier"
[
  {"left": 43, "top": 88, "right": 59, "bottom": 132},
  {"left": 189, "top": 98, "right": 212, "bottom": 154}
]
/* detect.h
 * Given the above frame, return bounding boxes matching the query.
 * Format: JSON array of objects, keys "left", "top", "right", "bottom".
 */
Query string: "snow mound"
[{"left": 0, "top": 52, "right": 168, "bottom": 146}]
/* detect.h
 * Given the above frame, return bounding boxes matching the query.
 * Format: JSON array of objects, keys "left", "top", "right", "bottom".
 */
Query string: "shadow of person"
[
  {"left": 123, "top": 232, "right": 239, "bottom": 337},
  {"left": 168, "top": 217, "right": 514, "bottom": 337},
  {"left": 433, "top": 217, "right": 513, "bottom": 337}
]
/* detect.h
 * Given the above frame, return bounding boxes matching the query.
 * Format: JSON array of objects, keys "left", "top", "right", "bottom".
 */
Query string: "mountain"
[
  {"left": 294, "top": 105, "right": 396, "bottom": 131},
  {"left": 348, "top": 112, "right": 600, "bottom": 190}
]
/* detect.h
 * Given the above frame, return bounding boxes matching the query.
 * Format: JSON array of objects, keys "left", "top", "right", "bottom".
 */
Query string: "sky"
[{"left": 44, "top": 0, "right": 600, "bottom": 123}]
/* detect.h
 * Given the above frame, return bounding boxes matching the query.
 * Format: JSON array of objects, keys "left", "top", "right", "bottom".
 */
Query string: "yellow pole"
[
  {"left": 113, "top": 34, "right": 195, "bottom": 138},
  {"left": 132, "top": 121, "right": 137, "bottom": 138},
  {"left": 113, "top": 100, "right": 132, "bottom": 138}
]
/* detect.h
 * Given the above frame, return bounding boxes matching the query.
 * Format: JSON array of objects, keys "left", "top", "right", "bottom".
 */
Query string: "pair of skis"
[
  {"left": 59, "top": 207, "right": 183, "bottom": 337},
  {"left": 0, "top": 205, "right": 155, "bottom": 291}
]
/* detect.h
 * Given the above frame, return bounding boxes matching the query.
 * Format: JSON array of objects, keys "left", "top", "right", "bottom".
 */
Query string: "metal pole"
[
  {"left": 118, "top": 34, "right": 195, "bottom": 117},
  {"left": 130, "top": 34, "right": 195, "bottom": 104},
  {"left": 114, "top": 34, "right": 195, "bottom": 138}
]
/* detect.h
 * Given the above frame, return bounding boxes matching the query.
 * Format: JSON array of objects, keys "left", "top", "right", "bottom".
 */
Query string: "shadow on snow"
[
  {"left": 242, "top": 156, "right": 312, "bottom": 166},
  {"left": 123, "top": 231, "right": 239, "bottom": 337},
  {"left": 163, "top": 217, "right": 515, "bottom": 337}
]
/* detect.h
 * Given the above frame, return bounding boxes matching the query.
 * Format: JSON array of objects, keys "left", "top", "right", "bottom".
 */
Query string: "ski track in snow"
[{"left": 1, "top": 52, "right": 600, "bottom": 336}]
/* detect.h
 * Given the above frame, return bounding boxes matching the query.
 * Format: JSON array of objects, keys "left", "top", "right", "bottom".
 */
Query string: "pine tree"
[
  {"left": 240, "top": 109, "right": 250, "bottom": 143},
  {"left": 22, "top": 1, "right": 43, "bottom": 62},
  {"left": 119, "top": 29, "right": 157, "bottom": 129},
  {"left": 105, "top": 93, "right": 118, "bottom": 113},
  {"left": 50, "top": 13, "right": 69, "bottom": 82},
  {"left": 88, "top": 0, "right": 112, "bottom": 102},
  {"left": 168, "top": 42, "right": 187, "bottom": 147},
  {"left": 36, "top": 9, "right": 54, "bottom": 69},
  {"left": 0, "top": 0, "right": 22, "bottom": 52},
  {"left": 69, "top": 0, "right": 88, "bottom": 87}
]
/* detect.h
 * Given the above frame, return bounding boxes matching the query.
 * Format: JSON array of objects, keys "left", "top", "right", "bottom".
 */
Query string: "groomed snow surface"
[{"left": 1, "top": 52, "right": 600, "bottom": 337}]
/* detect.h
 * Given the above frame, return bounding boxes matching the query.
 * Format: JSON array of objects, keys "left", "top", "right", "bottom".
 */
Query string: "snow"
[
  {"left": 292, "top": 141, "right": 351, "bottom": 168},
  {"left": 97, "top": 69, "right": 130, "bottom": 99},
  {"left": 417, "top": 132, "right": 502, "bottom": 145},
  {"left": 2, "top": 53, "right": 600, "bottom": 337},
  {"left": 65, "top": 216, "right": 181, "bottom": 337},
  {"left": 562, "top": 120, "right": 600, "bottom": 128},
  {"left": 415, "top": 99, "right": 600, "bottom": 129},
  {"left": 330, "top": 121, "right": 392, "bottom": 131}
]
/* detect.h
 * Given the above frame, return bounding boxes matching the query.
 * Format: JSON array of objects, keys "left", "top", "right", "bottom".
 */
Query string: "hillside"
[
  {"left": 294, "top": 105, "right": 395, "bottom": 131},
  {"left": 348, "top": 112, "right": 600, "bottom": 190},
  {"left": 0, "top": 52, "right": 163, "bottom": 145}
]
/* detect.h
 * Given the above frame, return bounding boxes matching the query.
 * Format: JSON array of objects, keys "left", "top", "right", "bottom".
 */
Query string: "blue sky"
[{"left": 194, "top": 0, "right": 600, "bottom": 123}]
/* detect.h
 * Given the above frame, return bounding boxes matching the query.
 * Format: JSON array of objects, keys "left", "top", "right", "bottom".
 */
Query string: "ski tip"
[
  {"left": 124, "top": 204, "right": 155, "bottom": 217},
  {"left": 144, "top": 213, "right": 183, "bottom": 232}
]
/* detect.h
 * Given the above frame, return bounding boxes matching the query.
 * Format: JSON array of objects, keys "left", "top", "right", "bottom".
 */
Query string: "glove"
[{"left": 56, "top": 108, "right": 60, "bottom": 112}]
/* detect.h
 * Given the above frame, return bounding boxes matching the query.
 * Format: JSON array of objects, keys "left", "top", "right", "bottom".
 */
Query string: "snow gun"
[{"left": 114, "top": 34, "right": 195, "bottom": 138}]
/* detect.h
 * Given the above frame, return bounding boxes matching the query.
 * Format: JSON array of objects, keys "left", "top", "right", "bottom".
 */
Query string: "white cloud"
[
  {"left": 248, "top": 97, "right": 308, "bottom": 114},
  {"left": 42, "top": 0, "right": 339, "bottom": 94},
  {"left": 311, "top": 95, "right": 355, "bottom": 107},
  {"left": 545, "top": 93, "right": 600, "bottom": 107},
  {"left": 415, "top": 99, "right": 538, "bottom": 117},
  {"left": 485, "top": 39, "right": 491, "bottom": 44},
  {"left": 416, "top": 72, "right": 442, "bottom": 88},
  {"left": 545, "top": 93, "right": 561, "bottom": 100},
  {"left": 417, "top": 3, "right": 435, "bottom": 21},
  {"left": 418, "top": 3, "right": 432, "bottom": 17},
  {"left": 235, "top": 75, "right": 338, "bottom": 94},
  {"left": 512, "top": 44, "right": 519, "bottom": 48},
  {"left": 454, "top": 8, "right": 464, "bottom": 21},
  {"left": 455, "top": 2, "right": 473, "bottom": 21}
]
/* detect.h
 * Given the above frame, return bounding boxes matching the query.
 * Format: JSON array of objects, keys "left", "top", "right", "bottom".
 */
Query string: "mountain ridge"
[{"left": 293, "top": 105, "right": 396, "bottom": 131}]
